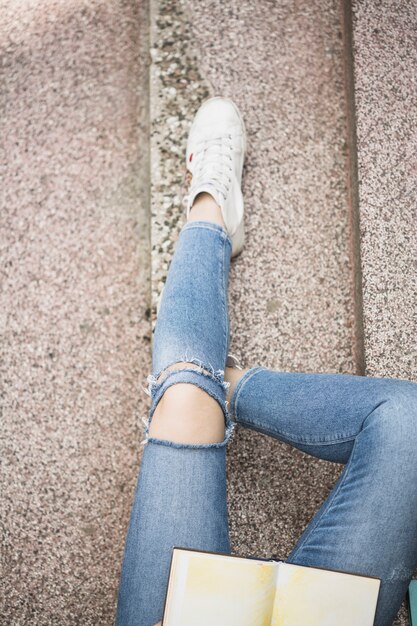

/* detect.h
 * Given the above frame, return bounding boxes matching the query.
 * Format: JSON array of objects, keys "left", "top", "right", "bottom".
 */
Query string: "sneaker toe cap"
[{"left": 193, "top": 97, "right": 244, "bottom": 135}]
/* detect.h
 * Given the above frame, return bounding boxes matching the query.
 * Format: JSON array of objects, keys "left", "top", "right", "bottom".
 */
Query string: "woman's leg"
[
  {"left": 227, "top": 365, "right": 417, "bottom": 626},
  {"left": 115, "top": 195, "right": 236, "bottom": 626}
]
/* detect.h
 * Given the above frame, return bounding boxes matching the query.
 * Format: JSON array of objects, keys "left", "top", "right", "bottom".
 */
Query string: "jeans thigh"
[{"left": 230, "top": 367, "right": 414, "bottom": 464}]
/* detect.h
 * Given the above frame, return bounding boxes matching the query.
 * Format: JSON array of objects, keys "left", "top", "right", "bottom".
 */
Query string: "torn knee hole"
[
  {"left": 141, "top": 359, "right": 232, "bottom": 421},
  {"left": 139, "top": 360, "right": 238, "bottom": 447}
]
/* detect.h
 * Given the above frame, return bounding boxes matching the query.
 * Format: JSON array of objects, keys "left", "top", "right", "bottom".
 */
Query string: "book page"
[
  {"left": 163, "top": 549, "right": 278, "bottom": 626},
  {"left": 271, "top": 562, "right": 380, "bottom": 626}
]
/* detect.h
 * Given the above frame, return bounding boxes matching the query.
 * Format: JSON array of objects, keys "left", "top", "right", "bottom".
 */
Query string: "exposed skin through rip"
[
  {"left": 147, "top": 362, "right": 249, "bottom": 444},
  {"left": 148, "top": 362, "right": 226, "bottom": 444}
]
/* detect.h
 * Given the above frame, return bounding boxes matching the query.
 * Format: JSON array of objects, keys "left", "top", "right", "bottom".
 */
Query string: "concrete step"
[
  {"left": 1, "top": 0, "right": 415, "bottom": 624},
  {"left": 0, "top": 1, "right": 151, "bottom": 624},
  {"left": 349, "top": 0, "right": 417, "bottom": 383}
]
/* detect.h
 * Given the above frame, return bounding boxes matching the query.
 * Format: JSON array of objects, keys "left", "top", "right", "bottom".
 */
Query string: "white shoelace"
[{"left": 186, "top": 134, "right": 234, "bottom": 204}]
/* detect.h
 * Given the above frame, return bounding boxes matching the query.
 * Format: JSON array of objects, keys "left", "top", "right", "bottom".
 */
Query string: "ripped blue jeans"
[{"left": 115, "top": 220, "right": 417, "bottom": 626}]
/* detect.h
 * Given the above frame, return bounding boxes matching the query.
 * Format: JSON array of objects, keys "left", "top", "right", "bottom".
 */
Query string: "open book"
[{"left": 162, "top": 547, "right": 381, "bottom": 625}]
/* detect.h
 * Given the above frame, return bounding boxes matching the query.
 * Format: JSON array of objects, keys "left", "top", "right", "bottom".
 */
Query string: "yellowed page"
[
  {"left": 271, "top": 562, "right": 380, "bottom": 626},
  {"left": 163, "top": 549, "right": 277, "bottom": 626}
]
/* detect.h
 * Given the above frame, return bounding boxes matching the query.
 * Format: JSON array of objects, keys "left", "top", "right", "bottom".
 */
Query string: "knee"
[
  {"left": 366, "top": 378, "right": 417, "bottom": 462},
  {"left": 147, "top": 362, "right": 227, "bottom": 444},
  {"left": 382, "top": 378, "right": 417, "bottom": 426}
]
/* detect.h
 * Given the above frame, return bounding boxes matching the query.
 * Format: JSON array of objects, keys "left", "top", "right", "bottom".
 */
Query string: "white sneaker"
[{"left": 184, "top": 96, "right": 247, "bottom": 258}]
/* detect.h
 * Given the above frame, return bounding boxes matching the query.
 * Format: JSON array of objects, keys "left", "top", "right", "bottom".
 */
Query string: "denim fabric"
[
  {"left": 141, "top": 220, "right": 236, "bottom": 449},
  {"left": 115, "top": 219, "right": 417, "bottom": 626},
  {"left": 230, "top": 366, "right": 417, "bottom": 626}
]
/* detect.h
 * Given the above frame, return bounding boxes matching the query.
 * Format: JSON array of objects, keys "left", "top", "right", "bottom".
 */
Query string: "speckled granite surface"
[
  {"left": 1, "top": 0, "right": 414, "bottom": 623},
  {"left": 0, "top": 1, "right": 150, "bottom": 624},
  {"left": 149, "top": 0, "right": 211, "bottom": 319},
  {"left": 352, "top": 0, "right": 417, "bottom": 382}
]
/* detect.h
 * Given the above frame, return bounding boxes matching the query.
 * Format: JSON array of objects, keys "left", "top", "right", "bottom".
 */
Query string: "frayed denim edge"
[{"left": 141, "top": 418, "right": 236, "bottom": 449}]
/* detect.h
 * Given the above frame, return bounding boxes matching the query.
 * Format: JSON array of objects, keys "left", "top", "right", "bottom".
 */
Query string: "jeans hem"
[
  {"left": 180, "top": 219, "right": 233, "bottom": 252},
  {"left": 229, "top": 365, "right": 267, "bottom": 420}
]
